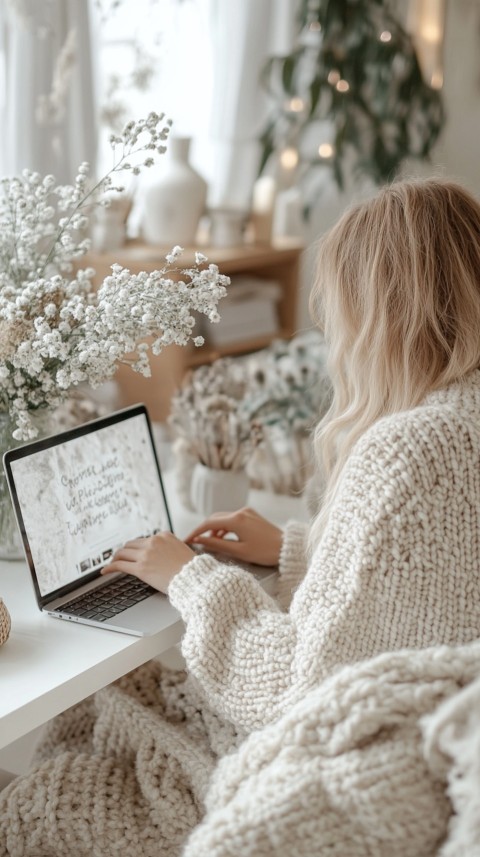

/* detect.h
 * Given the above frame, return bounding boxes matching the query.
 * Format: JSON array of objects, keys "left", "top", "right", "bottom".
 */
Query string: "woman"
[
  {"left": 3, "top": 178, "right": 480, "bottom": 856},
  {"left": 102, "top": 176, "right": 480, "bottom": 729}
]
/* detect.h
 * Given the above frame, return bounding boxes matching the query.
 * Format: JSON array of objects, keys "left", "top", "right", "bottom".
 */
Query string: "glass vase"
[{"left": 0, "top": 410, "right": 53, "bottom": 561}]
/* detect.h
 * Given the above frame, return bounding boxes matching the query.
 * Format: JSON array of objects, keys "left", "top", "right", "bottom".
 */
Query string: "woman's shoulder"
[
  {"left": 365, "top": 369, "right": 480, "bottom": 443},
  {"left": 353, "top": 370, "right": 480, "bottom": 480}
]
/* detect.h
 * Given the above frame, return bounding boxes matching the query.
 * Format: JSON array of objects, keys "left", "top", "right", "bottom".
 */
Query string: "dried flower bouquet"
[
  {"left": 244, "top": 332, "right": 331, "bottom": 494},
  {"left": 169, "top": 359, "right": 250, "bottom": 471},
  {"left": 169, "top": 332, "right": 332, "bottom": 499}
]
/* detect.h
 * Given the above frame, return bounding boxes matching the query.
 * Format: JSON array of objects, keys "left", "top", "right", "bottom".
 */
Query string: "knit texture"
[
  {"left": 4, "top": 644, "right": 480, "bottom": 857},
  {"left": 0, "top": 662, "right": 242, "bottom": 857},
  {"left": 169, "top": 370, "right": 480, "bottom": 732},
  {"left": 183, "top": 641, "right": 480, "bottom": 857},
  {"left": 423, "top": 670, "right": 480, "bottom": 856},
  {"left": 2, "top": 371, "right": 480, "bottom": 856}
]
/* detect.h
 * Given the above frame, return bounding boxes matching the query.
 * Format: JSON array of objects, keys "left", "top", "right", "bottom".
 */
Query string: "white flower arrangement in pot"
[
  {"left": 169, "top": 359, "right": 251, "bottom": 514},
  {"left": 243, "top": 331, "right": 331, "bottom": 495},
  {"left": 169, "top": 332, "right": 332, "bottom": 511}
]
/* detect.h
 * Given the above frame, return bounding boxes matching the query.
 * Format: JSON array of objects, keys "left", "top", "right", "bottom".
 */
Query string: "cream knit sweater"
[
  {"left": 1, "top": 371, "right": 480, "bottom": 857},
  {"left": 168, "top": 369, "right": 480, "bottom": 732}
]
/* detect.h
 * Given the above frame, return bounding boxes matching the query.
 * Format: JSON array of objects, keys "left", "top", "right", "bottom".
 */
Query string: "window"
[{"left": 92, "top": 0, "right": 214, "bottom": 179}]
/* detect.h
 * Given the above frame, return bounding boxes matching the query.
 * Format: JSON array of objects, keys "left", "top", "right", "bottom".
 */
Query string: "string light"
[
  {"left": 308, "top": 20, "right": 321, "bottom": 31},
  {"left": 287, "top": 97, "right": 305, "bottom": 113},
  {"left": 430, "top": 70, "right": 443, "bottom": 89},
  {"left": 420, "top": 21, "right": 442, "bottom": 43},
  {"left": 327, "top": 70, "right": 341, "bottom": 85},
  {"left": 407, "top": 0, "right": 446, "bottom": 89},
  {"left": 318, "top": 143, "right": 334, "bottom": 158},
  {"left": 336, "top": 79, "right": 350, "bottom": 93},
  {"left": 280, "top": 147, "right": 299, "bottom": 170},
  {"left": 380, "top": 30, "right": 392, "bottom": 42}
]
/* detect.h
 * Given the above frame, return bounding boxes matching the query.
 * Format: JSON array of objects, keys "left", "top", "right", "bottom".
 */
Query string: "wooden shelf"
[
  {"left": 186, "top": 328, "right": 293, "bottom": 368},
  {"left": 87, "top": 237, "right": 304, "bottom": 272}
]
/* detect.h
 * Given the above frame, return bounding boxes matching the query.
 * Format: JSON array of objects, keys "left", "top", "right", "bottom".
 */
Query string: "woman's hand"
[
  {"left": 101, "top": 533, "right": 195, "bottom": 593},
  {"left": 185, "top": 507, "right": 283, "bottom": 567}
]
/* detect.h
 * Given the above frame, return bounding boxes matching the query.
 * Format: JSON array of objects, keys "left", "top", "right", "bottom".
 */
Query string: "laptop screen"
[{"left": 5, "top": 407, "right": 172, "bottom": 602}]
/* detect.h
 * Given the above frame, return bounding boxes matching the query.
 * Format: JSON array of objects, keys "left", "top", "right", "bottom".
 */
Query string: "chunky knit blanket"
[
  {"left": 0, "top": 662, "right": 242, "bottom": 857},
  {"left": 185, "top": 642, "right": 480, "bottom": 857},
  {"left": 2, "top": 642, "right": 480, "bottom": 857}
]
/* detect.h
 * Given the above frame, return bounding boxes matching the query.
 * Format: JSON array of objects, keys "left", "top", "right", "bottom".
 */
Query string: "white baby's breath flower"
[
  {"left": 0, "top": 113, "right": 229, "bottom": 439},
  {"left": 165, "top": 245, "right": 184, "bottom": 264},
  {"left": 44, "top": 303, "right": 57, "bottom": 318}
]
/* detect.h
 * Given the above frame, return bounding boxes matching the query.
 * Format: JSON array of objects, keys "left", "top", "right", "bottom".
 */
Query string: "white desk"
[{"left": 0, "top": 465, "right": 306, "bottom": 760}]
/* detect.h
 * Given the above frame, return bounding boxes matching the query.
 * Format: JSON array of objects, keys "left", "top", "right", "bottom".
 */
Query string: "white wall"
[
  {"left": 432, "top": 0, "right": 480, "bottom": 195},
  {"left": 297, "top": 0, "right": 480, "bottom": 329}
]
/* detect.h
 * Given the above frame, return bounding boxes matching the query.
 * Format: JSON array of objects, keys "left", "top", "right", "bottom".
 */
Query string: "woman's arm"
[
  {"left": 169, "top": 407, "right": 476, "bottom": 732},
  {"left": 105, "top": 406, "right": 476, "bottom": 734}
]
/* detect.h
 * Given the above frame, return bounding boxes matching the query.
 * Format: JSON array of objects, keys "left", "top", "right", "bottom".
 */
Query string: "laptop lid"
[{"left": 3, "top": 405, "right": 173, "bottom": 610}]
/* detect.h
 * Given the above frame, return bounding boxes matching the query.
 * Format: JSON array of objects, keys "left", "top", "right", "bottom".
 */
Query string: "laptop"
[{"left": 3, "top": 404, "right": 182, "bottom": 636}]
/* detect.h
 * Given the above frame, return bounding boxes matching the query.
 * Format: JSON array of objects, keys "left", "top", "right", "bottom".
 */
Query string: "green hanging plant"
[{"left": 259, "top": 0, "right": 445, "bottom": 213}]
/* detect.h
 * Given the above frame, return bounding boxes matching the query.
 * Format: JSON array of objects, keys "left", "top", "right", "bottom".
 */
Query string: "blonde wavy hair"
[{"left": 308, "top": 178, "right": 480, "bottom": 550}]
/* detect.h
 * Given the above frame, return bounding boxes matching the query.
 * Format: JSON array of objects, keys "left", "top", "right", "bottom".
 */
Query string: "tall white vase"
[{"left": 142, "top": 137, "right": 208, "bottom": 246}]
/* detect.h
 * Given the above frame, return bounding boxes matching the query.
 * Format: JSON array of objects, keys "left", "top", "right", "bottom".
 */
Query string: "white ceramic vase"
[
  {"left": 190, "top": 462, "right": 249, "bottom": 517},
  {"left": 92, "top": 209, "right": 126, "bottom": 252},
  {"left": 142, "top": 137, "right": 208, "bottom": 246}
]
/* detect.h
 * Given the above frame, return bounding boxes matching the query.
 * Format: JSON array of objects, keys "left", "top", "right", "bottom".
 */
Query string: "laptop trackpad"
[{"left": 108, "top": 592, "right": 180, "bottom": 636}]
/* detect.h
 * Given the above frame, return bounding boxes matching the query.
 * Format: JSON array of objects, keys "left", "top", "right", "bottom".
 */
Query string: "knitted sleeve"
[
  {"left": 276, "top": 520, "right": 309, "bottom": 610},
  {"left": 168, "top": 398, "right": 480, "bottom": 733},
  {"left": 168, "top": 556, "right": 296, "bottom": 730}
]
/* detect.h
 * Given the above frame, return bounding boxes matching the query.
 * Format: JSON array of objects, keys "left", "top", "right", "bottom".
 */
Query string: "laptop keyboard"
[{"left": 54, "top": 575, "right": 156, "bottom": 622}]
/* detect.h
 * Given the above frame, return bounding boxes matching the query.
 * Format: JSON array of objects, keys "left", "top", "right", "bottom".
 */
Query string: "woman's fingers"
[
  {"left": 186, "top": 508, "right": 282, "bottom": 566},
  {"left": 100, "top": 533, "right": 196, "bottom": 592},
  {"left": 111, "top": 547, "right": 140, "bottom": 562},
  {"left": 101, "top": 559, "right": 141, "bottom": 577},
  {"left": 190, "top": 535, "right": 244, "bottom": 557},
  {"left": 186, "top": 514, "right": 240, "bottom": 543}
]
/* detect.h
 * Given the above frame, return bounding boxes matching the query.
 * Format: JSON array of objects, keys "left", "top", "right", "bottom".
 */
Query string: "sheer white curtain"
[
  {"left": 204, "top": 0, "right": 296, "bottom": 209},
  {"left": 157, "top": 0, "right": 297, "bottom": 211},
  {"left": 0, "top": 0, "right": 295, "bottom": 204},
  {"left": 0, "top": 0, "right": 96, "bottom": 182}
]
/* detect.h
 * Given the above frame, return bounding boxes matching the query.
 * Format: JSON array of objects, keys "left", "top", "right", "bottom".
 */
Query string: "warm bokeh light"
[
  {"left": 327, "top": 69, "right": 341, "bottom": 85},
  {"left": 380, "top": 30, "right": 392, "bottom": 42},
  {"left": 336, "top": 79, "right": 350, "bottom": 93},
  {"left": 318, "top": 143, "right": 334, "bottom": 158},
  {"left": 280, "top": 147, "right": 299, "bottom": 170},
  {"left": 407, "top": 0, "right": 446, "bottom": 89},
  {"left": 420, "top": 22, "right": 443, "bottom": 43},
  {"left": 288, "top": 97, "right": 305, "bottom": 113}
]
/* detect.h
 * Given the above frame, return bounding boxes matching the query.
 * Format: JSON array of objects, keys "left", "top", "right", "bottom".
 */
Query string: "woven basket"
[{"left": 0, "top": 598, "right": 11, "bottom": 646}]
